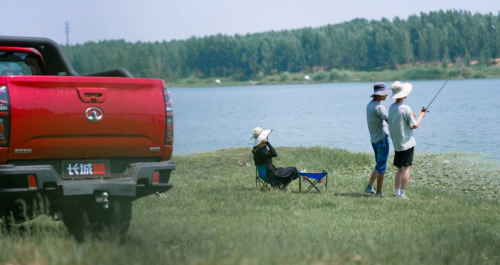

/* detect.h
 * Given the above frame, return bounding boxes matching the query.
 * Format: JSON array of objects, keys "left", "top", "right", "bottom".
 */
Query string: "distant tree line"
[{"left": 63, "top": 10, "right": 500, "bottom": 80}]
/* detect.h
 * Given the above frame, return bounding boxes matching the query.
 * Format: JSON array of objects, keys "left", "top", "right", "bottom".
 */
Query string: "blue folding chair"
[
  {"left": 255, "top": 165, "right": 281, "bottom": 190},
  {"left": 299, "top": 171, "right": 328, "bottom": 193}
]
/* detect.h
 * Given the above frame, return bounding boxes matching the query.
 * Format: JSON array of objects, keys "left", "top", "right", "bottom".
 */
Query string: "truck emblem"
[
  {"left": 14, "top": 149, "right": 32, "bottom": 154},
  {"left": 150, "top": 147, "right": 161, "bottom": 152},
  {"left": 85, "top": 107, "right": 103, "bottom": 123}
]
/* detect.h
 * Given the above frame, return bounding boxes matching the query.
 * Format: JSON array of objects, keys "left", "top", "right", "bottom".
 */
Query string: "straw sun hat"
[
  {"left": 251, "top": 127, "right": 272, "bottom": 147},
  {"left": 390, "top": 81, "right": 413, "bottom": 99}
]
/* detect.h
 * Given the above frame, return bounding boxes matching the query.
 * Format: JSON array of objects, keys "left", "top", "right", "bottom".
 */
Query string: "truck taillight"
[
  {"left": 0, "top": 86, "right": 10, "bottom": 147},
  {"left": 28, "top": 174, "right": 37, "bottom": 189},
  {"left": 152, "top": 171, "right": 160, "bottom": 184},
  {"left": 163, "top": 88, "right": 174, "bottom": 144}
]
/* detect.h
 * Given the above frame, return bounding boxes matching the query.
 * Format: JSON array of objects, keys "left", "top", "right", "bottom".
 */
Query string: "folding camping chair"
[
  {"left": 299, "top": 171, "right": 328, "bottom": 193},
  {"left": 255, "top": 165, "right": 281, "bottom": 191}
]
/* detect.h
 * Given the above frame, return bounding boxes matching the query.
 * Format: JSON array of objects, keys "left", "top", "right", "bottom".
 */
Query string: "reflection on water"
[{"left": 170, "top": 79, "right": 500, "bottom": 159}]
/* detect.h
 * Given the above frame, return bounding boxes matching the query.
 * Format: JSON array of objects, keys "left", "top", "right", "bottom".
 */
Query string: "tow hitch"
[{"left": 95, "top": 191, "right": 110, "bottom": 209}]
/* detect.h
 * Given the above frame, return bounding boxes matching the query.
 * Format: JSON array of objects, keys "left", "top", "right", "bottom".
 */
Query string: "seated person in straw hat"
[{"left": 251, "top": 127, "right": 299, "bottom": 191}]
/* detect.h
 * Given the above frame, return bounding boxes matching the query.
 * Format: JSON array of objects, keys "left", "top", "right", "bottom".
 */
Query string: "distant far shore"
[{"left": 166, "top": 65, "right": 500, "bottom": 88}]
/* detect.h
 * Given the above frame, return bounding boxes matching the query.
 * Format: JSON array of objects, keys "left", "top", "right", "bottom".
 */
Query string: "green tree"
[
  {"left": 465, "top": 52, "right": 471, "bottom": 67},
  {"left": 62, "top": 10, "right": 498, "bottom": 80}
]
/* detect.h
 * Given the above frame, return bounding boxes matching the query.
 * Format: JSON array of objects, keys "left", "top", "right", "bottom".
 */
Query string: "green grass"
[
  {"left": 2, "top": 147, "right": 500, "bottom": 264},
  {"left": 166, "top": 66, "right": 500, "bottom": 88}
]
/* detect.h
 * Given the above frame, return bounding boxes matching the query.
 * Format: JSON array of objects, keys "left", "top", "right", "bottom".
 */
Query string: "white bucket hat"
[
  {"left": 390, "top": 81, "right": 413, "bottom": 99},
  {"left": 251, "top": 127, "right": 272, "bottom": 147}
]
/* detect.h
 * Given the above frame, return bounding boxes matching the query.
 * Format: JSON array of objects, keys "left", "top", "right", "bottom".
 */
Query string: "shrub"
[
  {"left": 448, "top": 68, "right": 461, "bottom": 77},
  {"left": 232, "top": 72, "right": 251, "bottom": 81},
  {"left": 341, "top": 71, "right": 352, "bottom": 81},
  {"left": 403, "top": 67, "right": 446, "bottom": 80},
  {"left": 279, "top": 72, "right": 290, "bottom": 82},
  {"left": 313, "top": 70, "right": 327, "bottom": 81},
  {"left": 329, "top": 69, "right": 342, "bottom": 81},
  {"left": 185, "top": 75, "right": 199, "bottom": 84},
  {"left": 473, "top": 71, "right": 487, "bottom": 79},
  {"left": 460, "top": 67, "right": 474, "bottom": 79}
]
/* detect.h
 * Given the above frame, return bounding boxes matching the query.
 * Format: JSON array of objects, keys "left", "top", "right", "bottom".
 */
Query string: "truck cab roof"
[
  {"left": 0, "top": 36, "right": 133, "bottom": 78},
  {"left": 0, "top": 46, "right": 46, "bottom": 75}
]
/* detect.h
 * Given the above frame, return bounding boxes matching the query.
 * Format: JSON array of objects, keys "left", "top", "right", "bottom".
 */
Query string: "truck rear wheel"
[
  {"left": 61, "top": 199, "right": 132, "bottom": 241},
  {"left": 0, "top": 206, "right": 22, "bottom": 231}
]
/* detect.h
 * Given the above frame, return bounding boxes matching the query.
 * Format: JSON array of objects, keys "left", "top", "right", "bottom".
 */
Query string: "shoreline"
[
  {"left": 170, "top": 146, "right": 500, "bottom": 198},
  {"left": 166, "top": 66, "right": 500, "bottom": 88},
  {"left": 171, "top": 146, "right": 500, "bottom": 161}
]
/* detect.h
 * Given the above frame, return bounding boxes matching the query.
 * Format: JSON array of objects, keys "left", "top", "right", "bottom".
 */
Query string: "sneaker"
[
  {"left": 398, "top": 195, "right": 409, "bottom": 200},
  {"left": 363, "top": 187, "right": 376, "bottom": 196},
  {"left": 375, "top": 191, "right": 385, "bottom": 197}
]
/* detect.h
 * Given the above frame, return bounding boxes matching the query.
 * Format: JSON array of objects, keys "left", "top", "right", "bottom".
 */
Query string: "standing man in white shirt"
[
  {"left": 364, "top": 83, "right": 391, "bottom": 197},
  {"left": 388, "top": 81, "right": 426, "bottom": 200}
]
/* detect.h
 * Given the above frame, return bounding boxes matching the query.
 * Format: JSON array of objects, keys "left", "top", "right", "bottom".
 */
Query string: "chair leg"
[
  {"left": 325, "top": 174, "right": 328, "bottom": 193},
  {"left": 256, "top": 177, "right": 274, "bottom": 191},
  {"left": 255, "top": 169, "right": 258, "bottom": 190}
]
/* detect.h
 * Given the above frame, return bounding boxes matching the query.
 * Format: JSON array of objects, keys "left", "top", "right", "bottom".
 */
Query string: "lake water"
[{"left": 169, "top": 79, "right": 500, "bottom": 159}]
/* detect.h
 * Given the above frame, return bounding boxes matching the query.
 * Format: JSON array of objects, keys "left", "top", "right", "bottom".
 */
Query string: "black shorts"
[{"left": 393, "top": 147, "right": 414, "bottom": 168}]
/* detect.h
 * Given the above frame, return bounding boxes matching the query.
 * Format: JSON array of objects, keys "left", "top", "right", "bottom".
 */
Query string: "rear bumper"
[{"left": 0, "top": 161, "right": 175, "bottom": 200}]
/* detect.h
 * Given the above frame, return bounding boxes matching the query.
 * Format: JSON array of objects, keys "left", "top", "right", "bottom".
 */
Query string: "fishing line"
[{"left": 422, "top": 24, "right": 496, "bottom": 113}]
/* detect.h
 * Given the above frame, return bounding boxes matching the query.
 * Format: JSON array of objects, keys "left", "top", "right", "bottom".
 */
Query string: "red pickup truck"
[{"left": 0, "top": 36, "right": 175, "bottom": 239}]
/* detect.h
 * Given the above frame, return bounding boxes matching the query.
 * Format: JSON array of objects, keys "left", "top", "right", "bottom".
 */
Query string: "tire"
[
  {"left": 0, "top": 205, "right": 28, "bottom": 232},
  {"left": 61, "top": 199, "right": 132, "bottom": 241},
  {"left": 1, "top": 208, "right": 18, "bottom": 232}
]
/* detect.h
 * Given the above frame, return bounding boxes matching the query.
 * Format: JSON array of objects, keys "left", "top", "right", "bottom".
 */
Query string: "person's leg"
[
  {"left": 291, "top": 167, "right": 299, "bottom": 180},
  {"left": 393, "top": 149, "right": 403, "bottom": 196},
  {"left": 281, "top": 177, "right": 293, "bottom": 191},
  {"left": 365, "top": 141, "right": 380, "bottom": 195},
  {"left": 399, "top": 147, "right": 414, "bottom": 198},
  {"left": 369, "top": 142, "right": 379, "bottom": 188},
  {"left": 364, "top": 169, "right": 377, "bottom": 195},
  {"left": 280, "top": 176, "right": 292, "bottom": 188},
  {"left": 376, "top": 173, "right": 384, "bottom": 191},
  {"left": 369, "top": 169, "right": 378, "bottom": 186},
  {"left": 280, "top": 167, "right": 297, "bottom": 190},
  {"left": 399, "top": 166, "right": 411, "bottom": 194},
  {"left": 394, "top": 167, "right": 402, "bottom": 196},
  {"left": 376, "top": 137, "right": 389, "bottom": 194}
]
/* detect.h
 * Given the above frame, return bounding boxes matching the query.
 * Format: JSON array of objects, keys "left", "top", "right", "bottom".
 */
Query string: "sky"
[{"left": 1, "top": 0, "right": 499, "bottom": 45}]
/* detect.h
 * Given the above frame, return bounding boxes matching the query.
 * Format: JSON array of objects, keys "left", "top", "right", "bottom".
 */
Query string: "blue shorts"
[{"left": 371, "top": 137, "right": 389, "bottom": 174}]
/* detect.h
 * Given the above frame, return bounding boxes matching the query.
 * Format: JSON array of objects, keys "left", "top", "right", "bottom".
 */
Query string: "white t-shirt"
[
  {"left": 366, "top": 100, "right": 389, "bottom": 143},
  {"left": 388, "top": 103, "right": 417, "bottom": 151}
]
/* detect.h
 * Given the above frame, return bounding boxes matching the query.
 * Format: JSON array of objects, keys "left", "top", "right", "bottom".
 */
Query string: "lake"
[{"left": 169, "top": 79, "right": 500, "bottom": 159}]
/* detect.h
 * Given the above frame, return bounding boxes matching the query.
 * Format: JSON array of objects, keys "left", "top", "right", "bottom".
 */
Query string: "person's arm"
[
  {"left": 411, "top": 109, "right": 426, "bottom": 129},
  {"left": 264, "top": 142, "right": 278, "bottom": 157},
  {"left": 377, "top": 105, "right": 389, "bottom": 123}
]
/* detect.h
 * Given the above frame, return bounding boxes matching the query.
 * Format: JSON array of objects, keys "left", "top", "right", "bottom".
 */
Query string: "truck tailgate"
[{"left": 6, "top": 76, "right": 165, "bottom": 160}]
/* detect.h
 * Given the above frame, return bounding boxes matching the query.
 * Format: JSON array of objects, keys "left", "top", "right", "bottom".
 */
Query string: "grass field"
[{"left": 1, "top": 147, "right": 500, "bottom": 265}]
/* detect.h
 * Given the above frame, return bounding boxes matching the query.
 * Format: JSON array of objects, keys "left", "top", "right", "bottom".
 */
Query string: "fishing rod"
[{"left": 422, "top": 24, "right": 496, "bottom": 113}]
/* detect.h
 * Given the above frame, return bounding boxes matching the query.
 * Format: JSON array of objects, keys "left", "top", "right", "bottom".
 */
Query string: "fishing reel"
[{"left": 421, "top": 107, "right": 429, "bottom": 113}]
